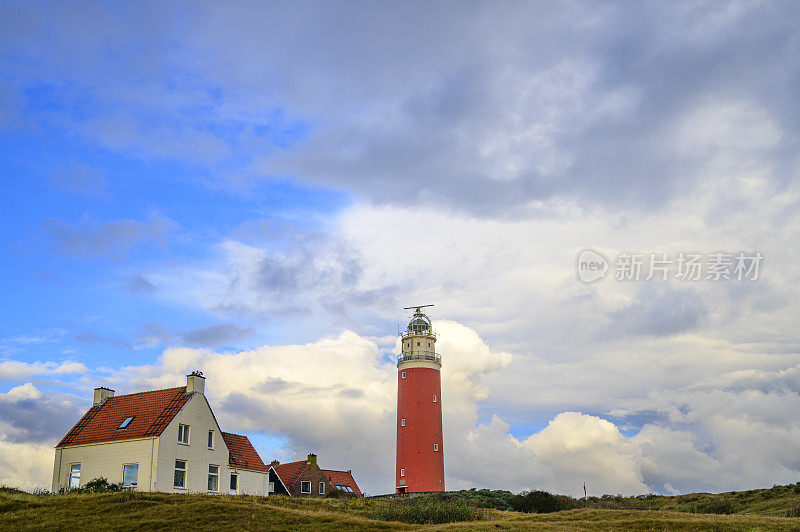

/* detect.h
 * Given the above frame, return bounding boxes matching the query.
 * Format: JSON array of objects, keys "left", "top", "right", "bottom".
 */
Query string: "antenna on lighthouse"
[{"left": 403, "top": 304, "right": 434, "bottom": 313}]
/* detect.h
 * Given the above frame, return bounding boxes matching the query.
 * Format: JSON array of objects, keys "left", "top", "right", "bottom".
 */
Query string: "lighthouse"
[{"left": 395, "top": 305, "right": 444, "bottom": 493}]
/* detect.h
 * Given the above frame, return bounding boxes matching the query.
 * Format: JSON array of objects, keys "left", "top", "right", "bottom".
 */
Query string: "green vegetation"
[
  {"left": 366, "top": 493, "right": 486, "bottom": 524},
  {"left": 3, "top": 481, "right": 800, "bottom": 530}
]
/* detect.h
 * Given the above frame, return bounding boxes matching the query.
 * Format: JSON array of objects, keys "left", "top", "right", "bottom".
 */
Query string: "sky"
[{"left": 1, "top": 0, "right": 800, "bottom": 496}]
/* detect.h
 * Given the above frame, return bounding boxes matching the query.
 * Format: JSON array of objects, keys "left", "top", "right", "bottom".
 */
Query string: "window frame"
[
  {"left": 434, "top": 443, "right": 439, "bottom": 452},
  {"left": 177, "top": 424, "right": 190, "bottom": 445},
  {"left": 122, "top": 463, "right": 139, "bottom": 487},
  {"left": 401, "top": 418, "right": 405, "bottom": 426},
  {"left": 69, "top": 463, "right": 81, "bottom": 489},
  {"left": 401, "top": 371, "right": 406, "bottom": 379},
  {"left": 433, "top": 394, "right": 437, "bottom": 403},
  {"left": 319, "top": 481, "right": 325, "bottom": 495},
  {"left": 208, "top": 464, "right": 219, "bottom": 492},
  {"left": 300, "top": 481, "right": 311, "bottom": 494},
  {"left": 400, "top": 468, "right": 405, "bottom": 477},
  {"left": 118, "top": 416, "right": 134, "bottom": 430},
  {"left": 229, "top": 473, "right": 238, "bottom": 492},
  {"left": 207, "top": 429, "right": 214, "bottom": 449},
  {"left": 174, "top": 459, "right": 187, "bottom": 489}
]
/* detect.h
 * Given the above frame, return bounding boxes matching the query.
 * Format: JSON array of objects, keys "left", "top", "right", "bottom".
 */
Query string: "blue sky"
[{"left": 2, "top": 1, "right": 800, "bottom": 496}]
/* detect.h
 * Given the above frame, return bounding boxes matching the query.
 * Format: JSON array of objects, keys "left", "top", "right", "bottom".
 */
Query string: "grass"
[{"left": 3, "top": 483, "right": 800, "bottom": 530}]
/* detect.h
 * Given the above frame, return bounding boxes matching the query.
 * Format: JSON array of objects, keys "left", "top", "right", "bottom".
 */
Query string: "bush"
[
  {"left": 787, "top": 505, "right": 800, "bottom": 517},
  {"left": 72, "top": 477, "right": 122, "bottom": 493},
  {"left": 450, "top": 489, "right": 515, "bottom": 510},
  {"left": 368, "top": 495, "right": 485, "bottom": 524},
  {"left": 703, "top": 499, "right": 735, "bottom": 515},
  {"left": 326, "top": 487, "right": 346, "bottom": 498},
  {"left": 510, "top": 490, "right": 579, "bottom": 513}
]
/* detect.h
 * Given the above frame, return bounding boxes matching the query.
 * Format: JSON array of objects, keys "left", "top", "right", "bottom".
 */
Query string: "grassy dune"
[{"left": 3, "top": 485, "right": 800, "bottom": 530}]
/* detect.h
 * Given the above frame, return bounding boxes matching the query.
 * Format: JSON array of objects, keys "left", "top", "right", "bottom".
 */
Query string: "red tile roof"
[
  {"left": 222, "top": 432, "right": 268, "bottom": 472},
  {"left": 322, "top": 469, "right": 362, "bottom": 496},
  {"left": 271, "top": 460, "right": 309, "bottom": 487},
  {"left": 57, "top": 387, "right": 192, "bottom": 448}
]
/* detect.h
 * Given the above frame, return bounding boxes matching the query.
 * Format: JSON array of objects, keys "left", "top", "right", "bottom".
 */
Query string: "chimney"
[
  {"left": 93, "top": 387, "right": 114, "bottom": 406},
  {"left": 270, "top": 460, "right": 280, "bottom": 468},
  {"left": 186, "top": 371, "right": 205, "bottom": 395},
  {"left": 307, "top": 453, "right": 317, "bottom": 466}
]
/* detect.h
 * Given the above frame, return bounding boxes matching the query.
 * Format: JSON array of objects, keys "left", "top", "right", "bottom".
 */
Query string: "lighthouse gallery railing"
[{"left": 397, "top": 351, "right": 441, "bottom": 365}]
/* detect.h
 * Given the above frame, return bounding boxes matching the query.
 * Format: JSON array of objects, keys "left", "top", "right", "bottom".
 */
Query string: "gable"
[
  {"left": 272, "top": 460, "right": 309, "bottom": 487},
  {"left": 57, "top": 387, "right": 192, "bottom": 447}
]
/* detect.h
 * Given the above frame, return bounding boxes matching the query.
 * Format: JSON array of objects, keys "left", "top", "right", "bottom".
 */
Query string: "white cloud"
[
  {"left": 0, "top": 360, "right": 87, "bottom": 382},
  {"left": 0, "top": 440, "right": 55, "bottom": 491}
]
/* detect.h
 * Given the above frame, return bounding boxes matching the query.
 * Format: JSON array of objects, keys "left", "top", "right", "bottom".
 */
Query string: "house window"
[
  {"left": 208, "top": 465, "right": 219, "bottom": 492},
  {"left": 433, "top": 394, "right": 437, "bottom": 403},
  {"left": 174, "top": 460, "right": 186, "bottom": 488},
  {"left": 118, "top": 416, "right": 134, "bottom": 429},
  {"left": 230, "top": 473, "right": 238, "bottom": 491},
  {"left": 178, "top": 424, "right": 189, "bottom": 444},
  {"left": 207, "top": 430, "right": 214, "bottom": 449},
  {"left": 123, "top": 464, "right": 138, "bottom": 487},
  {"left": 401, "top": 371, "right": 406, "bottom": 379},
  {"left": 336, "top": 484, "right": 354, "bottom": 493},
  {"left": 401, "top": 418, "right": 405, "bottom": 426},
  {"left": 268, "top": 481, "right": 275, "bottom": 493},
  {"left": 417, "top": 342, "right": 420, "bottom": 346},
  {"left": 319, "top": 482, "right": 325, "bottom": 495},
  {"left": 400, "top": 468, "right": 405, "bottom": 477},
  {"left": 69, "top": 463, "right": 81, "bottom": 489},
  {"left": 434, "top": 443, "right": 439, "bottom": 452},
  {"left": 301, "top": 481, "right": 311, "bottom": 494}
]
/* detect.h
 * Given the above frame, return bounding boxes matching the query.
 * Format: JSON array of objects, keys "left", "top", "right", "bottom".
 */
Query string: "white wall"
[
  {"left": 232, "top": 468, "right": 268, "bottom": 495},
  {"left": 154, "top": 393, "right": 232, "bottom": 493},
  {"left": 52, "top": 438, "right": 157, "bottom": 492}
]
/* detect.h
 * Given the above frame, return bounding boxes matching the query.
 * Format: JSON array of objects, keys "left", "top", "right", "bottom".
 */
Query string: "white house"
[{"left": 52, "top": 372, "right": 270, "bottom": 494}]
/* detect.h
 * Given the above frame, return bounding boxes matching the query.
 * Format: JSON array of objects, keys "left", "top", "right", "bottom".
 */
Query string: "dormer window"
[{"left": 118, "top": 416, "right": 134, "bottom": 429}]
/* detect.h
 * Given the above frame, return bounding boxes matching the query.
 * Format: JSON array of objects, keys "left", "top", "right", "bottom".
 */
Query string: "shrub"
[
  {"left": 787, "top": 505, "right": 800, "bottom": 517},
  {"left": 368, "top": 495, "right": 485, "bottom": 524},
  {"left": 74, "top": 477, "right": 122, "bottom": 493},
  {"left": 450, "top": 489, "right": 515, "bottom": 510},
  {"left": 703, "top": 499, "right": 735, "bottom": 515},
  {"left": 510, "top": 490, "right": 579, "bottom": 513},
  {"left": 326, "top": 487, "right": 346, "bottom": 499}
]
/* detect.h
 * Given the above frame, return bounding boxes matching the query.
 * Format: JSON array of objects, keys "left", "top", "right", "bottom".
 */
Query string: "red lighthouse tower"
[{"left": 396, "top": 305, "right": 444, "bottom": 493}]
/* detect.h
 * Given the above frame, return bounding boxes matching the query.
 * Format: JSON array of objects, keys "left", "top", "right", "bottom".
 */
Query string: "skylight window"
[{"left": 118, "top": 416, "right": 134, "bottom": 429}]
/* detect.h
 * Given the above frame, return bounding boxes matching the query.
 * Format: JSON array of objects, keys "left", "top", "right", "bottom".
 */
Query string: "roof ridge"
[
  {"left": 109, "top": 386, "right": 186, "bottom": 398},
  {"left": 276, "top": 459, "right": 309, "bottom": 466}
]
